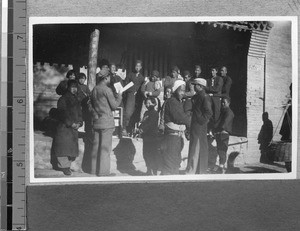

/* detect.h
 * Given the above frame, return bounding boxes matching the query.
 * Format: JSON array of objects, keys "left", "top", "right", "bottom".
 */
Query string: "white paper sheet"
[{"left": 114, "top": 81, "right": 134, "bottom": 93}]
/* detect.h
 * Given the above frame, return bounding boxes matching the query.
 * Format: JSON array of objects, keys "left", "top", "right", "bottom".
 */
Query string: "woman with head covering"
[
  {"left": 160, "top": 80, "right": 191, "bottom": 175},
  {"left": 51, "top": 79, "right": 83, "bottom": 175},
  {"left": 56, "top": 70, "right": 77, "bottom": 96}
]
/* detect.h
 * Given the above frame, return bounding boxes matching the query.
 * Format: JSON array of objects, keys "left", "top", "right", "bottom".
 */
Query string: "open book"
[{"left": 114, "top": 81, "right": 134, "bottom": 94}]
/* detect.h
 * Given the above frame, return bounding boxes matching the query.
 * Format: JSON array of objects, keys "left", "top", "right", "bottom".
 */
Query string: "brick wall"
[
  {"left": 246, "top": 21, "right": 292, "bottom": 164},
  {"left": 265, "top": 21, "right": 292, "bottom": 141},
  {"left": 246, "top": 56, "right": 265, "bottom": 163}
]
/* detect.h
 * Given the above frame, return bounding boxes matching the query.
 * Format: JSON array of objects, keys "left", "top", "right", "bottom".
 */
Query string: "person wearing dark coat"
[
  {"left": 258, "top": 112, "right": 273, "bottom": 163},
  {"left": 279, "top": 83, "right": 292, "bottom": 172},
  {"left": 51, "top": 80, "right": 83, "bottom": 176},
  {"left": 206, "top": 67, "right": 224, "bottom": 131},
  {"left": 185, "top": 78, "right": 212, "bottom": 174},
  {"left": 89, "top": 69, "right": 123, "bottom": 176},
  {"left": 158, "top": 87, "right": 172, "bottom": 133},
  {"left": 122, "top": 60, "right": 144, "bottom": 135},
  {"left": 56, "top": 69, "right": 76, "bottom": 96},
  {"left": 110, "top": 63, "right": 124, "bottom": 95},
  {"left": 77, "top": 73, "right": 92, "bottom": 136},
  {"left": 213, "top": 96, "right": 234, "bottom": 173},
  {"left": 161, "top": 80, "right": 191, "bottom": 175},
  {"left": 139, "top": 98, "right": 160, "bottom": 175},
  {"left": 220, "top": 66, "right": 232, "bottom": 97}
]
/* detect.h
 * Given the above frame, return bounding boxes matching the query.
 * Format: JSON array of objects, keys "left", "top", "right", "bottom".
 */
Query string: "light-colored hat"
[
  {"left": 191, "top": 78, "right": 207, "bottom": 87},
  {"left": 172, "top": 80, "right": 186, "bottom": 92}
]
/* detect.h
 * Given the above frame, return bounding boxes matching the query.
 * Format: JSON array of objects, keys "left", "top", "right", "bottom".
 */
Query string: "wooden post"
[{"left": 87, "top": 29, "right": 100, "bottom": 91}]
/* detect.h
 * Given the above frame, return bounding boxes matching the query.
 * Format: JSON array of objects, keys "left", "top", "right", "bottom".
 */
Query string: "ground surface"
[{"left": 34, "top": 130, "right": 287, "bottom": 178}]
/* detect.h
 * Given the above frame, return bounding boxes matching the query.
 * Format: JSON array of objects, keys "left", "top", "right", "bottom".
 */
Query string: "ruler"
[{"left": 1, "top": 0, "right": 27, "bottom": 230}]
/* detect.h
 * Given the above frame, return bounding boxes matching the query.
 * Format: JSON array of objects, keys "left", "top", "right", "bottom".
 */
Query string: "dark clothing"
[
  {"left": 91, "top": 83, "right": 122, "bottom": 130},
  {"left": 221, "top": 75, "right": 232, "bottom": 97},
  {"left": 214, "top": 107, "right": 234, "bottom": 134},
  {"left": 161, "top": 135, "right": 184, "bottom": 175},
  {"left": 77, "top": 84, "right": 92, "bottom": 134},
  {"left": 158, "top": 99, "right": 169, "bottom": 132},
  {"left": 186, "top": 91, "right": 212, "bottom": 174},
  {"left": 164, "top": 97, "right": 191, "bottom": 131},
  {"left": 183, "top": 79, "right": 195, "bottom": 118},
  {"left": 214, "top": 106, "right": 234, "bottom": 166},
  {"left": 183, "top": 98, "right": 193, "bottom": 118},
  {"left": 161, "top": 96, "right": 191, "bottom": 175},
  {"left": 110, "top": 73, "right": 124, "bottom": 94},
  {"left": 258, "top": 119, "right": 273, "bottom": 151},
  {"left": 140, "top": 109, "right": 160, "bottom": 172},
  {"left": 206, "top": 76, "right": 224, "bottom": 95},
  {"left": 51, "top": 91, "right": 82, "bottom": 158},
  {"left": 77, "top": 84, "right": 91, "bottom": 104},
  {"left": 258, "top": 118, "right": 273, "bottom": 163},
  {"left": 56, "top": 79, "right": 68, "bottom": 96},
  {"left": 279, "top": 103, "right": 292, "bottom": 141},
  {"left": 207, "top": 76, "right": 224, "bottom": 124},
  {"left": 123, "top": 72, "right": 144, "bottom": 128},
  {"left": 124, "top": 72, "right": 144, "bottom": 94},
  {"left": 215, "top": 133, "right": 230, "bottom": 165},
  {"left": 140, "top": 109, "right": 159, "bottom": 137},
  {"left": 124, "top": 92, "right": 136, "bottom": 128}
]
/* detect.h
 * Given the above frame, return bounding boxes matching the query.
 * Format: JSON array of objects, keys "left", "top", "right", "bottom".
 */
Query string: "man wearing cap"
[
  {"left": 220, "top": 66, "right": 232, "bottom": 97},
  {"left": 88, "top": 69, "right": 123, "bottom": 176},
  {"left": 186, "top": 78, "right": 212, "bottom": 174},
  {"left": 206, "top": 67, "right": 224, "bottom": 129},
  {"left": 122, "top": 60, "right": 144, "bottom": 136},
  {"left": 161, "top": 80, "right": 191, "bottom": 175}
]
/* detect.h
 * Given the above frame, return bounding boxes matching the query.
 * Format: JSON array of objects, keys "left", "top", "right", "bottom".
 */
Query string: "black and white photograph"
[{"left": 29, "top": 17, "right": 297, "bottom": 183}]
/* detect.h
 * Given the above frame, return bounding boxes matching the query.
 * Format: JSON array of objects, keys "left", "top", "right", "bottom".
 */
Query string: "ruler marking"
[{"left": 9, "top": 1, "right": 27, "bottom": 230}]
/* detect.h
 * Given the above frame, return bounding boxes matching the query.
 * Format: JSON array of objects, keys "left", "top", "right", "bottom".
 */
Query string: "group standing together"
[{"left": 50, "top": 59, "right": 235, "bottom": 176}]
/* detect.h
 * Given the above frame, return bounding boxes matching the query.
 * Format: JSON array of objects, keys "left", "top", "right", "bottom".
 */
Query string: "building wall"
[
  {"left": 265, "top": 21, "right": 292, "bottom": 140},
  {"left": 246, "top": 56, "right": 265, "bottom": 163},
  {"left": 246, "top": 21, "right": 292, "bottom": 163}
]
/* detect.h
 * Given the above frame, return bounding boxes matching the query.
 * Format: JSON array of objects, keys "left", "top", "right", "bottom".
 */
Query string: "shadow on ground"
[{"left": 113, "top": 138, "right": 146, "bottom": 176}]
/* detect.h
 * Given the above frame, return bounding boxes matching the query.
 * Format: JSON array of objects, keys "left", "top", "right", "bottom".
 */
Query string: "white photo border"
[{"left": 28, "top": 16, "right": 298, "bottom": 184}]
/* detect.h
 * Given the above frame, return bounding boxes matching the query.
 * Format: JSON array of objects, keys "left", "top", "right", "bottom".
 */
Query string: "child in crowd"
[
  {"left": 139, "top": 97, "right": 160, "bottom": 175},
  {"left": 77, "top": 73, "right": 92, "bottom": 136},
  {"left": 51, "top": 80, "right": 83, "bottom": 176},
  {"left": 56, "top": 69, "right": 76, "bottom": 96},
  {"left": 140, "top": 70, "right": 161, "bottom": 121}
]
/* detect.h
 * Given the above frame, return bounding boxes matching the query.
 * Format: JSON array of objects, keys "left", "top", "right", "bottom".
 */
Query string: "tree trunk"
[{"left": 87, "top": 29, "right": 100, "bottom": 91}]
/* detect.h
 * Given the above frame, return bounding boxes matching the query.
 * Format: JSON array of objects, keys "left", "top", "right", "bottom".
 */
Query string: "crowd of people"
[{"left": 49, "top": 59, "right": 237, "bottom": 176}]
